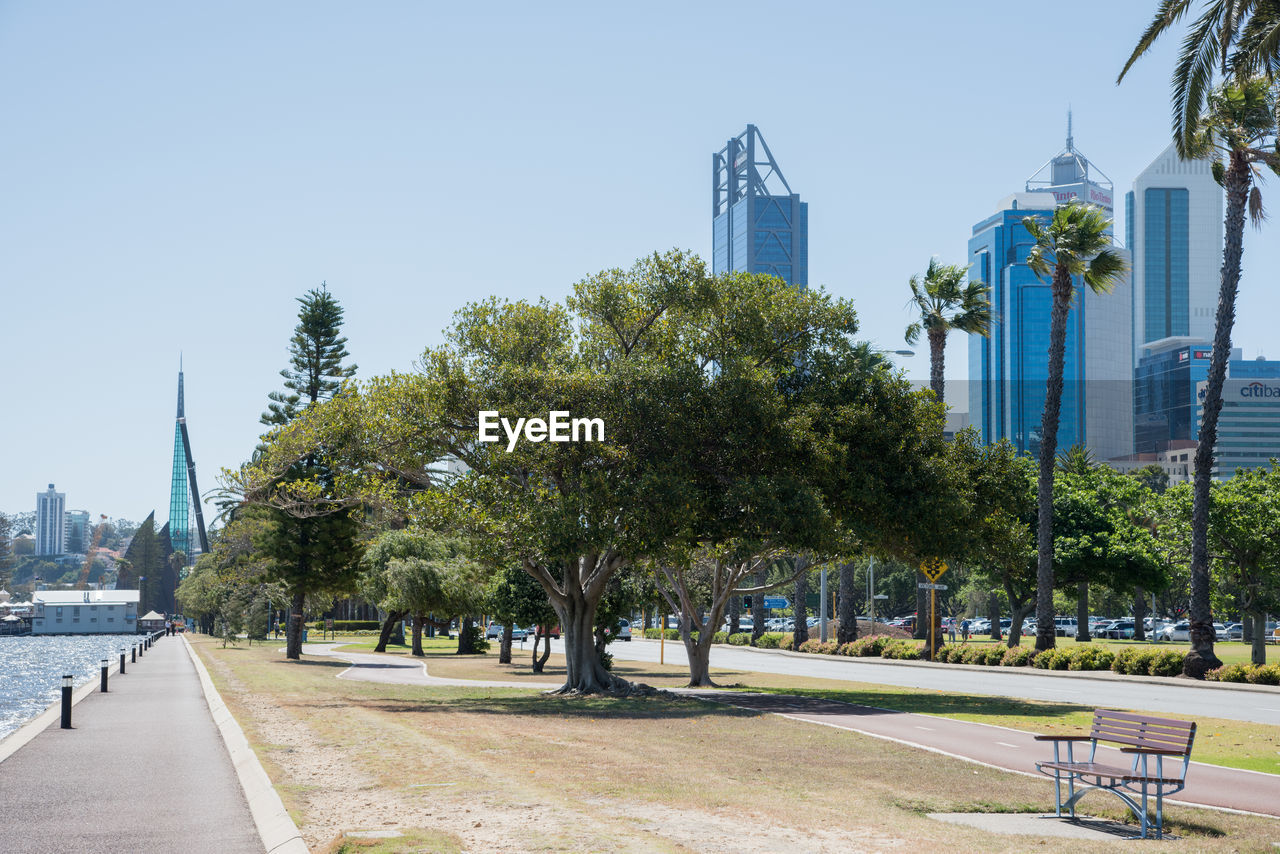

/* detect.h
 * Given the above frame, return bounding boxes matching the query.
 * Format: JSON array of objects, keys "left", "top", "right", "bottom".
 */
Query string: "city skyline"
[{"left": 2, "top": 2, "right": 1279, "bottom": 519}]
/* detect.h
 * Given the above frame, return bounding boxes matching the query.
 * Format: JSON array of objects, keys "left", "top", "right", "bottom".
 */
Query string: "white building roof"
[{"left": 34, "top": 590, "right": 140, "bottom": 605}]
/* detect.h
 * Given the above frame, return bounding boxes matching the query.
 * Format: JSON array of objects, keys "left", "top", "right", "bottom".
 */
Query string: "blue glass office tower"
[
  {"left": 168, "top": 362, "right": 208, "bottom": 564},
  {"left": 713, "top": 125, "right": 807, "bottom": 287},
  {"left": 968, "top": 123, "right": 1133, "bottom": 461}
]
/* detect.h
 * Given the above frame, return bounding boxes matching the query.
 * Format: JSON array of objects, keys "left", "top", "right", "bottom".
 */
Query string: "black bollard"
[
  {"left": 130, "top": 645, "right": 136, "bottom": 663},
  {"left": 60, "top": 675, "right": 72, "bottom": 728},
  {"left": 100, "top": 660, "right": 109, "bottom": 693},
  {"left": 120, "top": 650, "right": 126, "bottom": 674}
]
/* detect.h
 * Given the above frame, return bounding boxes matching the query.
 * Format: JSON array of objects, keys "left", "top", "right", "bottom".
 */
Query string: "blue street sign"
[{"left": 763, "top": 597, "right": 789, "bottom": 609}]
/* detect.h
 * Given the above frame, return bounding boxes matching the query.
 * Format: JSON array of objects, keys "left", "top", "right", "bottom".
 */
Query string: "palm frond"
[
  {"left": 1084, "top": 248, "right": 1131, "bottom": 294},
  {"left": 1249, "top": 182, "right": 1267, "bottom": 224},
  {"left": 1174, "top": 2, "right": 1231, "bottom": 154},
  {"left": 1119, "top": 0, "right": 1196, "bottom": 82}
]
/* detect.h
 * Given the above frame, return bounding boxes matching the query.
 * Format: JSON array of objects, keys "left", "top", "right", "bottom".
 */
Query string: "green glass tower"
[{"left": 168, "top": 361, "right": 208, "bottom": 563}]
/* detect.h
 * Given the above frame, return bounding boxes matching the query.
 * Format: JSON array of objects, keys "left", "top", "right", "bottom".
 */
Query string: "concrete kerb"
[
  {"left": 0, "top": 657, "right": 123, "bottom": 765},
  {"left": 633, "top": 637, "right": 1280, "bottom": 694},
  {"left": 182, "top": 636, "right": 309, "bottom": 854}
]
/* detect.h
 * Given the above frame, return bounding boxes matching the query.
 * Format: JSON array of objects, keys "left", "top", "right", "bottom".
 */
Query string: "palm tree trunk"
[
  {"left": 752, "top": 565, "right": 767, "bottom": 642},
  {"left": 793, "top": 557, "right": 810, "bottom": 649},
  {"left": 837, "top": 561, "right": 858, "bottom": 644},
  {"left": 915, "top": 328, "right": 949, "bottom": 640},
  {"left": 1035, "top": 265, "right": 1073, "bottom": 652},
  {"left": 1076, "top": 581, "right": 1091, "bottom": 642},
  {"left": 1184, "top": 154, "right": 1250, "bottom": 677}
]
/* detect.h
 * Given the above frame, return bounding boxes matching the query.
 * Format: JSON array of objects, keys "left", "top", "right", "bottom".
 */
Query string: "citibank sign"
[{"left": 1241, "top": 381, "right": 1280, "bottom": 398}]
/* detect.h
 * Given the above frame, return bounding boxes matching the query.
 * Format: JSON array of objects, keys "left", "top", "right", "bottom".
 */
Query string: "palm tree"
[
  {"left": 1023, "top": 202, "right": 1129, "bottom": 652},
  {"left": 1118, "top": 0, "right": 1280, "bottom": 154},
  {"left": 1178, "top": 77, "right": 1279, "bottom": 676},
  {"left": 904, "top": 258, "right": 992, "bottom": 403},
  {"left": 904, "top": 259, "right": 991, "bottom": 642}
]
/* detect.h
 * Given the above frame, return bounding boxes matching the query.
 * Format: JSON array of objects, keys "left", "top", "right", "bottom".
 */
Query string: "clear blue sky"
[{"left": 2, "top": 1, "right": 1277, "bottom": 523}]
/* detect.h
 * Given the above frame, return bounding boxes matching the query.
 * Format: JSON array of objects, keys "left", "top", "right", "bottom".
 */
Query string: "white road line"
[
  {"left": 995, "top": 741, "right": 1021, "bottom": 748},
  {"left": 915, "top": 725, "right": 935, "bottom": 731}
]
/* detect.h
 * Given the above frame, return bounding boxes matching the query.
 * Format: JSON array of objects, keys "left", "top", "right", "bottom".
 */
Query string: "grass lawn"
[
  {"left": 410, "top": 640, "right": 1280, "bottom": 774},
  {"left": 191, "top": 635, "right": 1280, "bottom": 851}
]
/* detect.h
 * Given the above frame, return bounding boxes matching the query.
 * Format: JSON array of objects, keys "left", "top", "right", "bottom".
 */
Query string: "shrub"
[
  {"left": 1000, "top": 646, "right": 1034, "bottom": 667},
  {"left": 842, "top": 635, "right": 891, "bottom": 657},
  {"left": 1112, "top": 648, "right": 1159, "bottom": 676},
  {"left": 881, "top": 640, "right": 924, "bottom": 660},
  {"left": 934, "top": 645, "right": 958, "bottom": 663},
  {"left": 1207, "top": 663, "right": 1251, "bottom": 682},
  {"left": 1066, "top": 646, "right": 1115, "bottom": 672},
  {"left": 778, "top": 634, "right": 795, "bottom": 651},
  {"left": 1032, "top": 648, "right": 1068, "bottom": 670},
  {"left": 1148, "top": 650, "right": 1186, "bottom": 678},
  {"left": 756, "top": 632, "right": 785, "bottom": 649},
  {"left": 1245, "top": 663, "right": 1280, "bottom": 686},
  {"left": 979, "top": 646, "right": 1007, "bottom": 666},
  {"left": 712, "top": 631, "right": 729, "bottom": 644},
  {"left": 643, "top": 628, "right": 680, "bottom": 640},
  {"left": 727, "top": 632, "right": 751, "bottom": 646}
]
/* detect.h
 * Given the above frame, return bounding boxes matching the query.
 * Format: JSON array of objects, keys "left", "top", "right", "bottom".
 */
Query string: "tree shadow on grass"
[
  {"left": 268, "top": 659, "right": 352, "bottom": 670},
  {"left": 735, "top": 686, "right": 1088, "bottom": 721},
  {"left": 362, "top": 693, "right": 760, "bottom": 722}
]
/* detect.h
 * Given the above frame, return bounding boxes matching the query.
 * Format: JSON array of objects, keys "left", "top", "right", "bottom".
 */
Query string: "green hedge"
[
  {"left": 727, "top": 632, "right": 751, "bottom": 646},
  {"left": 755, "top": 632, "right": 787, "bottom": 649},
  {"left": 643, "top": 628, "right": 680, "bottom": 640},
  {"left": 1207, "top": 662, "right": 1280, "bottom": 685},
  {"left": 307, "top": 620, "right": 382, "bottom": 632}
]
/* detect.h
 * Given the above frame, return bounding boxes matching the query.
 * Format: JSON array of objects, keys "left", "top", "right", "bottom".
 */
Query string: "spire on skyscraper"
[{"left": 168, "top": 360, "right": 208, "bottom": 564}]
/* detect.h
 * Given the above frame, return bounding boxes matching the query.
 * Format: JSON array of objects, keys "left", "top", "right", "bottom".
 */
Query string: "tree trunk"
[
  {"left": 1132, "top": 587, "right": 1146, "bottom": 642},
  {"left": 728, "top": 591, "right": 741, "bottom": 638},
  {"left": 793, "top": 557, "right": 810, "bottom": 649},
  {"left": 530, "top": 631, "right": 549, "bottom": 672},
  {"left": 553, "top": 583, "right": 623, "bottom": 694},
  {"left": 1251, "top": 607, "right": 1267, "bottom": 667},
  {"left": 1035, "top": 264, "right": 1073, "bottom": 652},
  {"left": 499, "top": 622, "right": 513, "bottom": 664},
  {"left": 456, "top": 616, "right": 475, "bottom": 654},
  {"left": 286, "top": 589, "right": 304, "bottom": 660},
  {"left": 373, "top": 609, "right": 404, "bottom": 653},
  {"left": 1006, "top": 598, "right": 1034, "bottom": 649},
  {"left": 989, "top": 590, "right": 1002, "bottom": 641},
  {"left": 1243, "top": 611, "right": 1253, "bottom": 644},
  {"left": 752, "top": 565, "right": 768, "bottom": 641},
  {"left": 1186, "top": 154, "right": 1250, "bottom": 677},
  {"left": 683, "top": 623, "right": 719, "bottom": 688},
  {"left": 837, "top": 561, "right": 858, "bottom": 645},
  {"left": 411, "top": 613, "right": 424, "bottom": 656},
  {"left": 1077, "top": 581, "right": 1092, "bottom": 642}
]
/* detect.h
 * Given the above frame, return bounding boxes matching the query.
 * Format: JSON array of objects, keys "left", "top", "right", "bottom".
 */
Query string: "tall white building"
[
  {"left": 35, "top": 484, "right": 66, "bottom": 556},
  {"left": 1125, "top": 143, "right": 1223, "bottom": 362}
]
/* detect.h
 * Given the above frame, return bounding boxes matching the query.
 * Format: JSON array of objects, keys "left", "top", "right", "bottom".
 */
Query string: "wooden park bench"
[{"left": 1034, "top": 709, "right": 1196, "bottom": 839}]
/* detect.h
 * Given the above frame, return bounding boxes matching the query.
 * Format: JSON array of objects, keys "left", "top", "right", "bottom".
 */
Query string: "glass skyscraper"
[
  {"left": 1125, "top": 144, "right": 1222, "bottom": 362},
  {"left": 968, "top": 123, "right": 1133, "bottom": 460},
  {"left": 712, "top": 125, "right": 807, "bottom": 287}
]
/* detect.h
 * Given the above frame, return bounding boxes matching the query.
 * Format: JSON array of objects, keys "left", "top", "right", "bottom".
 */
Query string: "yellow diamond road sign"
[{"left": 920, "top": 558, "right": 948, "bottom": 582}]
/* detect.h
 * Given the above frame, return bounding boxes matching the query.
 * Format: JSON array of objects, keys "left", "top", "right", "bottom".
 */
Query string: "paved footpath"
[{"left": 0, "top": 635, "right": 262, "bottom": 854}]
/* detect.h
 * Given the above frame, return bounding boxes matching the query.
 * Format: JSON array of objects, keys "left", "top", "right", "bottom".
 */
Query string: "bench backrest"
[{"left": 1091, "top": 709, "right": 1195, "bottom": 755}]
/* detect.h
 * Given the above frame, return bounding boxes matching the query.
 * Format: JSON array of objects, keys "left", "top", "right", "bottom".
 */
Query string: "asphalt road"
[
  {"left": 560, "top": 637, "right": 1280, "bottom": 726},
  {"left": 0, "top": 635, "right": 262, "bottom": 854}
]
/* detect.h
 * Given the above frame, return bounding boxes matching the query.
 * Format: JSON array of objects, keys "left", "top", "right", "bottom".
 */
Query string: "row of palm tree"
[
  {"left": 1120, "top": 0, "right": 1280, "bottom": 676},
  {"left": 904, "top": 1, "right": 1279, "bottom": 672}
]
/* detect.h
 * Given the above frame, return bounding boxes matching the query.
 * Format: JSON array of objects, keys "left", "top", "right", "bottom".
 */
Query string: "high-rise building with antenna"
[
  {"left": 712, "top": 125, "right": 808, "bottom": 287},
  {"left": 168, "top": 359, "right": 208, "bottom": 564},
  {"left": 968, "top": 115, "right": 1133, "bottom": 460}
]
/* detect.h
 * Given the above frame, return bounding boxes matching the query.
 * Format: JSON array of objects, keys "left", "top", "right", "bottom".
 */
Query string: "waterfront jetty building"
[{"left": 31, "top": 589, "right": 139, "bottom": 634}]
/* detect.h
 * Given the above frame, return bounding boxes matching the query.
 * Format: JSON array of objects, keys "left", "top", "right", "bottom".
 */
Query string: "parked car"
[
  {"left": 1054, "top": 617, "right": 1078, "bottom": 637},
  {"left": 1224, "top": 622, "right": 1244, "bottom": 641},
  {"left": 614, "top": 619, "right": 632, "bottom": 641},
  {"left": 1159, "top": 621, "right": 1228, "bottom": 642},
  {"left": 1099, "top": 619, "right": 1136, "bottom": 640},
  {"left": 485, "top": 624, "right": 531, "bottom": 641}
]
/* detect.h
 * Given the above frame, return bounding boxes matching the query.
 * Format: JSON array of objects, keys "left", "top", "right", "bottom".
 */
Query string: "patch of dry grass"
[{"left": 188, "top": 635, "right": 1280, "bottom": 852}]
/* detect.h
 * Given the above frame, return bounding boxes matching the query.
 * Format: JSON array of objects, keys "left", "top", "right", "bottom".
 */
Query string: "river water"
[{"left": 0, "top": 635, "right": 143, "bottom": 741}]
